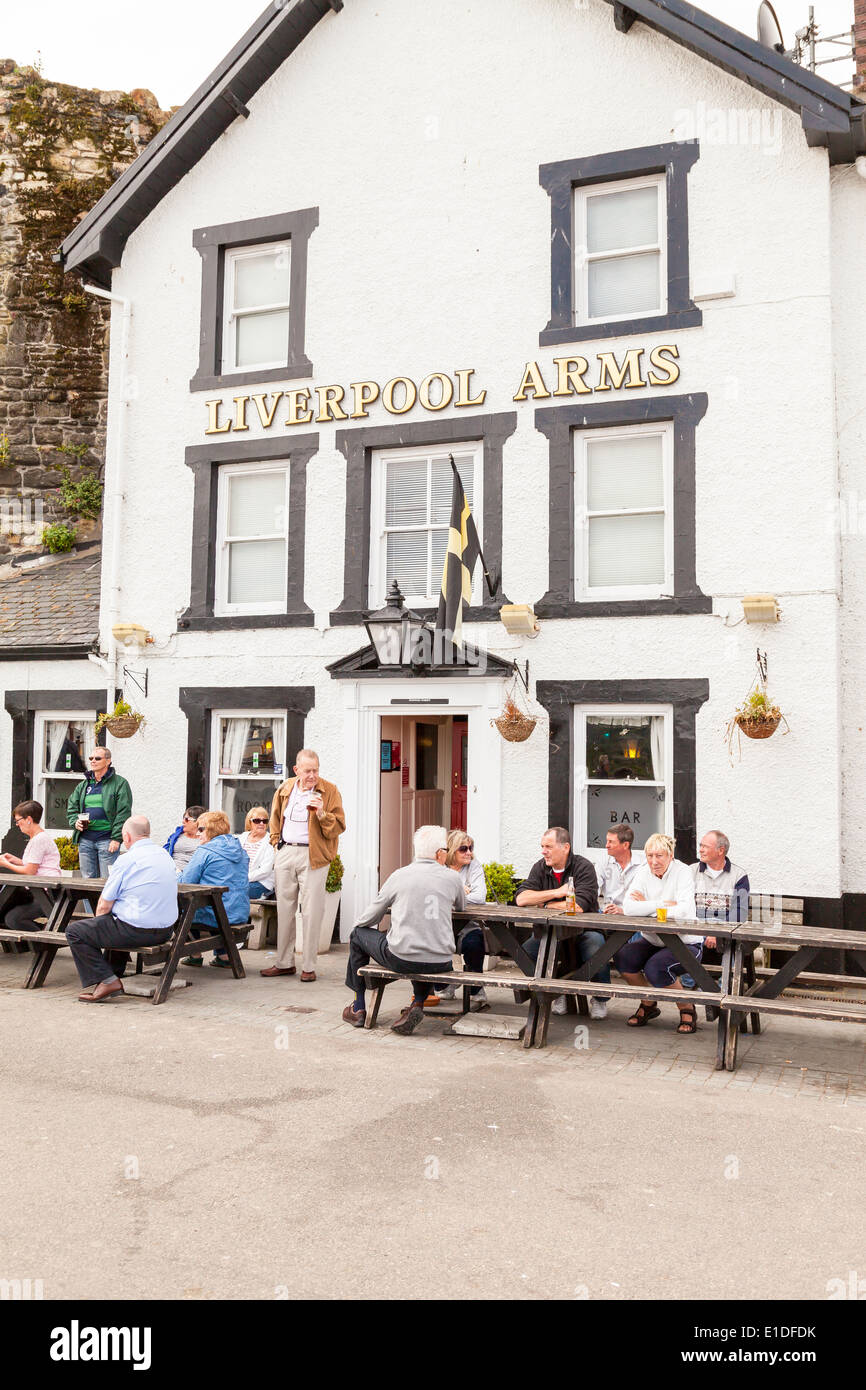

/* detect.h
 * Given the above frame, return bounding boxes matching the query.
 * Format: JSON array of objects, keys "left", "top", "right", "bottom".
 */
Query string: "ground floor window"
[
  {"left": 34, "top": 712, "right": 97, "bottom": 834},
  {"left": 210, "top": 711, "right": 286, "bottom": 832},
  {"left": 575, "top": 704, "right": 673, "bottom": 852}
]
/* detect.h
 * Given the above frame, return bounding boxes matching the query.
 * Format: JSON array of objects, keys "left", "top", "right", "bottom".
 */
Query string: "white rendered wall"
[
  {"left": 832, "top": 164, "right": 866, "bottom": 898},
  {"left": 84, "top": 0, "right": 844, "bottom": 902}
]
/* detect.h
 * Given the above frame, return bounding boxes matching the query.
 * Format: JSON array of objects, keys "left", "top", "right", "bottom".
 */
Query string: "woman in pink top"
[{"left": 0, "top": 799, "right": 61, "bottom": 933}]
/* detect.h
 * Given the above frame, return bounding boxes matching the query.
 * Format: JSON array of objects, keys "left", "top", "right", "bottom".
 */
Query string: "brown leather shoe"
[
  {"left": 391, "top": 1002, "right": 425, "bottom": 1035},
  {"left": 300, "top": 971, "right": 316, "bottom": 982},
  {"left": 79, "top": 979, "right": 124, "bottom": 1004},
  {"left": 342, "top": 1002, "right": 366, "bottom": 1028},
  {"left": 260, "top": 965, "right": 296, "bottom": 977}
]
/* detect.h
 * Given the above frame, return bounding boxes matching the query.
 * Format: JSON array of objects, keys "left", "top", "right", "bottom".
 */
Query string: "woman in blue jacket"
[{"left": 180, "top": 810, "right": 250, "bottom": 967}]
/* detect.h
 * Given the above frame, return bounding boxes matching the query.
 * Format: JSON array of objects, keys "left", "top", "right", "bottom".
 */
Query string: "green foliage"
[
  {"left": 57, "top": 442, "right": 89, "bottom": 459},
  {"left": 61, "top": 291, "right": 89, "bottom": 314},
  {"left": 57, "top": 466, "right": 102, "bottom": 519},
  {"left": 94, "top": 699, "right": 144, "bottom": 736},
  {"left": 0, "top": 434, "right": 10, "bottom": 468},
  {"left": 736, "top": 689, "right": 781, "bottom": 722},
  {"left": 483, "top": 861, "right": 517, "bottom": 905},
  {"left": 326, "top": 853, "right": 344, "bottom": 894},
  {"left": 54, "top": 837, "right": 79, "bottom": 871},
  {"left": 42, "top": 522, "right": 76, "bottom": 553}
]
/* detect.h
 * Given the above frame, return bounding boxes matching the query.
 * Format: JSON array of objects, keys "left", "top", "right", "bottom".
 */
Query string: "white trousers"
[{"left": 274, "top": 843, "right": 328, "bottom": 974}]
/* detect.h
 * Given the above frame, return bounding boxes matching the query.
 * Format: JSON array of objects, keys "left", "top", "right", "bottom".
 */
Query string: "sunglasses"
[
  {"left": 250, "top": 818, "right": 268, "bottom": 825},
  {"left": 459, "top": 843, "right": 474, "bottom": 852},
  {"left": 89, "top": 755, "right": 108, "bottom": 762}
]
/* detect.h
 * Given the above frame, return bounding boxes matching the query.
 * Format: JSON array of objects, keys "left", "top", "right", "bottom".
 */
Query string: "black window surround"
[
  {"left": 535, "top": 392, "right": 710, "bottom": 619},
  {"left": 330, "top": 412, "right": 516, "bottom": 628},
  {"left": 180, "top": 433, "right": 317, "bottom": 632},
  {"left": 3, "top": 688, "right": 107, "bottom": 855},
  {"left": 178, "top": 686, "right": 315, "bottom": 810},
  {"left": 535, "top": 678, "right": 710, "bottom": 865},
  {"left": 189, "top": 207, "right": 318, "bottom": 393},
  {"left": 539, "top": 141, "right": 702, "bottom": 348}
]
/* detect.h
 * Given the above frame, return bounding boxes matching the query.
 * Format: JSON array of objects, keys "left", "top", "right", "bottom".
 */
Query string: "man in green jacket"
[{"left": 67, "top": 748, "right": 133, "bottom": 879}]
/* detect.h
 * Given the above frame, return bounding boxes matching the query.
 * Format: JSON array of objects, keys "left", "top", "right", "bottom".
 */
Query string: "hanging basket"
[
  {"left": 494, "top": 709, "right": 537, "bottom": 743},
  {"left": 102, "top": 716, "right": 143, "bottom": 739},
  {"left": 735, "top": 714, "right": 781, "bottom": 741}
]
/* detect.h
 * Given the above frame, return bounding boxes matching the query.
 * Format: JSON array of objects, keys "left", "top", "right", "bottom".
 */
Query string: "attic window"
[{"left": 190, "top": 207, "right": 318, "bottom": 393}]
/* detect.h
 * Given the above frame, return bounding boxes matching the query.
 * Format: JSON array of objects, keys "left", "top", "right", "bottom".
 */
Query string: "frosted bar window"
[{"left": 575, "top": 175, "right": 665, "bottom": 324}]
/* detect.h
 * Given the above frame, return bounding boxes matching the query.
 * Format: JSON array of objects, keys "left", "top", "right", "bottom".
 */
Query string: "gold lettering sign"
[{"left": 203, "top": 348, "right": 682, "bottom": 436}]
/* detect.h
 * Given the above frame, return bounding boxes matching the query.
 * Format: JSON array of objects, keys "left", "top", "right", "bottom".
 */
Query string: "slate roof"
[
  {"left": 0, "top": 549, "right": 101, "bottom": 656},
  {"left": 58, "top": 0, "right": 865, "bottom": 288}
]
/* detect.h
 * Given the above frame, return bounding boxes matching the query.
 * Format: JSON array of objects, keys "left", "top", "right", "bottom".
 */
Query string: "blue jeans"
[
  {"left": 77, "top": 837, "right": 119, "bottom": 879},
  {"left": 525, "top": 929, "right": 611, "bottom": 1000},
  {"left": 248, "top": 881, "right": 274, "bottom": 901}
]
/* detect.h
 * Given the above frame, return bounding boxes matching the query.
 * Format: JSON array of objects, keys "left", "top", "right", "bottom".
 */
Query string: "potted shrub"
[
  {"left": 296, "top": 853, "right": 343, "bottom": 955},
  {"left": 725, "top": 659, "right": 789, "bottom": 758},
  {"left": 483, "top": 861, "right": 517, "bottom": 904},
  {"left": 95, "top": 699, "right": 145, "bottom": 740},
  {"left": 55, "top": 837, "right": 79, "bottom": 878}
]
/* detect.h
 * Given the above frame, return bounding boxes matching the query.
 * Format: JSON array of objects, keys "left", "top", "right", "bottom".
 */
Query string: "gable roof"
[
  {"left": 0, "top": 548, "right": 101, "bottom": 659},
  {"left": 59, "top": 0, "right": 865, "bottom": 287}
]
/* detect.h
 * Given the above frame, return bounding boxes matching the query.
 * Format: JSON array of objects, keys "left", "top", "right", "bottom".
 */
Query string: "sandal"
[
  {"left": 676, "top": 1003, "right": 698, "bottom": 1034},
  {"left": 627, "top": 1002, "right": 661, "bottom": 1027}
]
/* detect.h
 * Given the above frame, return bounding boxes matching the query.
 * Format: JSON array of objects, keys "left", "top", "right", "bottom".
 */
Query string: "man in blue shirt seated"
[{"left": 66, "top": 815, "right": 179, "bottom": 1003}]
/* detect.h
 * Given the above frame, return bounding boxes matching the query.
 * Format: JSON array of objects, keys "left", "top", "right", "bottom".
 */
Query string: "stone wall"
[{"left": 0, "top": 61, "right": 167, "bottom": 558}]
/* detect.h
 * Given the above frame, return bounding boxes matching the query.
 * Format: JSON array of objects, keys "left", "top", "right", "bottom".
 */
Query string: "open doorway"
[{"left": 378, "top": 714, "right": 468, "bottom": 885}]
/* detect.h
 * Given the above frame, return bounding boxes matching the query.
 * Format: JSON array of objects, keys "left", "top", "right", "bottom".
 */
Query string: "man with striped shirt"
[{"left": 67, "top": 748, "right": 133, "bottom": 879}]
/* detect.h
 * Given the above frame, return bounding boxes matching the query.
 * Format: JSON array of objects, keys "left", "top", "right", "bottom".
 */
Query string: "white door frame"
[{"left": 337, "top": 676, "right": 506, "bottom": 937}]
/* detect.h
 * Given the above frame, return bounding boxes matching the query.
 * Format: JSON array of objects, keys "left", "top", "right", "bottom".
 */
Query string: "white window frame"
[
  {"left": 368, "top": 442, "right": 484, "bottom": 609},
  {"left": 33, "top": 711, "right": 97, "bottom": 835},
  {"left": 574, "top": 420, "right": 673, "bottom": 601},
  {"left": 214, "top": 462, "right": 290, "bottom": 617},
  {"left": 574, "top": 173, "right": 667, "bottom": 327},
  {"left": 574, "top": 704, "right": 674, "bottom": 860},
  {"left": 222, "top": 240, "right": 292, "bottom": 375},
  {"left": 210, "top": 709, "right": 288, "bottom": 819}
]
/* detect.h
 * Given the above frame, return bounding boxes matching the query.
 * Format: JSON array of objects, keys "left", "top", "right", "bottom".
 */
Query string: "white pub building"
[{"left": 3, "top": 0, "right": 866, "bottom": 937}]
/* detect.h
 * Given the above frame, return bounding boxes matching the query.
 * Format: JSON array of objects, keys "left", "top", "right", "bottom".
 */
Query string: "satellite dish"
[{"left": 757, "top": 0, "right": 786, "bottom": 53}]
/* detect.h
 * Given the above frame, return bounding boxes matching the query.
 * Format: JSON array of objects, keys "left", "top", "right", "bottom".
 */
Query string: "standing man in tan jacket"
[{"left": 261, "top": 749, "right": 345, "bottom": 982}]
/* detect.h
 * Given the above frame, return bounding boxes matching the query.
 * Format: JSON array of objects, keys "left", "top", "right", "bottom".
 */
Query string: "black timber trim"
[
  {"left": 539, "top": 141, "right": 701, "bottom": 348},
  {"left": 0, "top": 644, "right": 95, "bottom": 661},
  {"left": 598, "top": 0, "right": 865, "bottom": 163},
  {"left": 613, "top": 4, "right": 637, "bottom": 32},
  {"left": 58, "top": 0, "right": 342, "bottom": 286},
  {"left": 326, "top": 642, "right": 516, "bottom": 680},
  {"left": 3, "top": 688, "right": 106, "bottom": 854},
  {"left": 330, "top": 412, "right": 516, "bottom": 628},
  {"left": 534, "top": 392, "right": 711, "bottom": 618},
  {"left": 190, "top": 207, "right": 318, "bottom": 392},
  {"left": 535, "top": 678, "right": 709, "bottom": 863},
  {"left": 178, "top": 685, "right": 315, "bottom": 809},
  {"left": 179, "top": 433, "right": 317, "bottom": 631}
]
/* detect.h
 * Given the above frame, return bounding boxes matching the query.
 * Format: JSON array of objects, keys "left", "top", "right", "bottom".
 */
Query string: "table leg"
[
  {"left": 212, "top": 892, "right": 245, "bottom": 980},
  {"left": 724, "top": 942, "right": 745, "bottom": 1071},
  {"left": 528, "top": 925, "right": 561, "bottom": 1051},
  {"left": 150, "top": 902, "right": 192, "bottom": 1006},
  {"left": 24, "top": 889, "right": 81, "bottom": 989},
  {"left": 715, "top": 939, "right": 732, "bottom": 1071}
]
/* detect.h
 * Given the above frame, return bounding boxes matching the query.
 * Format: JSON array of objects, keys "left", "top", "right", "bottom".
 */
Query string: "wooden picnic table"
[{"left": 0, "top": 872, "right": 246, "bottom": 1003}]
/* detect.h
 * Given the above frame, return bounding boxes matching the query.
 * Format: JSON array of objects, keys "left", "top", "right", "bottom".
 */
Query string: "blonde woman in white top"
[
  {"left": 434, "top": 828, "right": 489, "bottom": 1009},
  {"left": 615, "top": 833, "right": 701, "bottom": 1034}
]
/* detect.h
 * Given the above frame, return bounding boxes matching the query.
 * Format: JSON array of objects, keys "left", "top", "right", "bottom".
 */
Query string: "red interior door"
[{"left": 450, "top": 719, "right": 468, "bottom": 830}]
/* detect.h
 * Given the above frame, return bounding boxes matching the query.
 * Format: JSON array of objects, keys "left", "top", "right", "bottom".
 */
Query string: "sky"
[{"left": 1, "top": 0, "right": 858, "bottom": 107}]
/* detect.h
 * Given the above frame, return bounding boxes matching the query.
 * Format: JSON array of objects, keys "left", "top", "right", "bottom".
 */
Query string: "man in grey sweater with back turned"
[{"left": 342, "top": 824, "right": 465, "bottom": 1035}]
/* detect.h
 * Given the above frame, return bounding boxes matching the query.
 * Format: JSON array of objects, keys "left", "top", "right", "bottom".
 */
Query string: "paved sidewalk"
[{"left": 2, "top": 943, "right": 865, "bottom": 1300}]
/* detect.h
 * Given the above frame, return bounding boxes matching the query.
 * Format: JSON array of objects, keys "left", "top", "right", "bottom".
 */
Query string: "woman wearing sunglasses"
[
  {"left": 163, "top": 806, "right": 206, "bottom": 877},
  {"left": 435, "top": 828, "right": 489, "bottom": 1010},
  {"left": 238, "top": 806, "right": 276, "bottom": 902}
]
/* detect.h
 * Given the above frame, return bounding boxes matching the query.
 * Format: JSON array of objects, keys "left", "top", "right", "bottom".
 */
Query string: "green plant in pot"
[
  {"left": 54, "top": 837, "right": 79, "bottom": 872},
  {"left": 483, "top": 861, "right": 517, "bottom": 904},
  {"left": 326, "top": 853, "right": 344, "bottom": 894}
]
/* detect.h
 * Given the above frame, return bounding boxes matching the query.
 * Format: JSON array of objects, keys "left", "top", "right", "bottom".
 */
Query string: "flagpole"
[{"left": 449, "top": 455, "right": 498, "bottom": 599}]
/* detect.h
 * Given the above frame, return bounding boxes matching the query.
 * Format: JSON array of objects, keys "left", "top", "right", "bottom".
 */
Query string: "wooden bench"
[
  {"left": 722, "top": 920, "right": 866, "bottom": 1069},
  {"left": 246, "top": 899, "right": 278, "bottom": 951},
  {"left": 358, "top": 964, "right": 519, "bottom": 1030}
]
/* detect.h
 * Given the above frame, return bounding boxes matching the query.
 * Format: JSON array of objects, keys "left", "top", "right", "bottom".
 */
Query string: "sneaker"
[
  {"left": 438, "top": 982, "right": 457, "bottom": 1000},
  {"left": 551, "top": 995, "right": 569, "bottom": 1015},
  {"left": 589, "top": 998, "right": 608, "bottom": 1021},
  {"left": 469, "top": 987, "right": 489, "bottom": 1012},
  {"left": 342, "top": 1002, "right": 366, "bottom": 1029},
  {"left": 182, "top": 955, "right": 204, "bottom": 967},
  {"left": 391, "top": 1002, "right": 425, "bottom": 1035}
]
